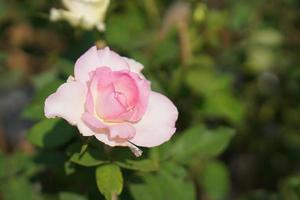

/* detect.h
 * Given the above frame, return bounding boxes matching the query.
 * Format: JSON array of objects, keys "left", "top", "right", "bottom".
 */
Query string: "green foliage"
[
  {"left": 199, "top": 160, "right": 231, "bottom": 200},
  {"left": 115, "top": 159, "right": 159, "bottom": 172},
  {"left": 106, "top": 5, "right": 146, "bottom": 52},
  {"left": 0, "top": 153, "right": 4, "bottom": 178},
  {"left": 0, "top": 153, "right": 42, "bottom": 200},
  {"left": 0, "top": 0, "right": 7, "bottom": 19},
  {"left": 166, "top": 125, "right": 235, "bottom": 164},
  {"left": 96, "top": 164, "right": 123, "bottom": 200},
  {"left": 245, "top": 29, "right": 282, "bottom": 73},
  {"left": 1, "top": 0, "right": 298, "bottom": 199},
  {"left": 279, "top": 176, "right": 300, "bottom": 200},
  {"left": 130, "top": 163, "right": 196, "bottom": 200},
  {"left": 67, "top": 142, "right": 107, "bottom": 167},
  {"left": 59, "top": 192, "right": 87, "bottom": 200},
  {"left": 186, "top": 68, "right": 244, "bottom": 123},
  {"left": 27, "top": 119, "right": 74, "bottom": 148}
]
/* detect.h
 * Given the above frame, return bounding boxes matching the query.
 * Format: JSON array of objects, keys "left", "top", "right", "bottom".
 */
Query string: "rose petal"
[
  {"left": 82, "top": 112, "right": 106, "bottom": 129},
  {"left": 62, "top": 0, "right": 110, "bottom": 24},
  {"left": 130, "top": 91, "right": 178, "bottom": 147},
  {"left": 95, "top": 133, "right": 128, "bottom": 147},
  {"left": 113, "top": 71, "right": 139, "bottom": 107},
  {"left": 74, "top": 46, "right": 102, "bottom": 83},
  {"left": 97, "top": 47, "right": 129, "bottom": 71},
  {"left": 44, "top": 80, "right": 86, "bottom": 125},
  {"left": 108, "top": 124, "right": 136, "bottom": 140},
  {"left": 74, "top": 46, "right": 129, "bottom": 83},
  {"left": 77, "top": 121, "right": 128, "bottom": 146},
  {"left": 127, "top": 73, "right": 150, "bottom": 122},
  {"left": 96, "top": 87, "right": 127, "bottom": 121},
  {"left": 123, "top": 57, "right": 144, "bottom": 74}
]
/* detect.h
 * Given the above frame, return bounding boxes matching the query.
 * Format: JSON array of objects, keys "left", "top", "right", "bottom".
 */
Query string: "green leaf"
[
  {"left": 0, "top": 0, "right": 7, "bottom": 20},
  {"left": 279, "top": 176, "right": 300, "bottom": 200},
  {"left": 200, "top": 160, "right": 231, "bottom": 200},
  {"left": 55, "top": 58, "right": 74, "bottom": 77},
  {"left": 201, "top": 92, "right": 245, "bottom": 123},
  {"left": 31, "top": 78, "right": 63, "bottom": 104},
  {"left": 95, "top": 164, "right": 123, "bottom": 200},
  {"left": 107, "top": 146, "right": 159, "bottom": 172},
  {"left": 3, "top": 152, "right": 39, "bottom": 179},
  {"left": 34, "top": 150, "right": 66, "bottom": 169},
  {"left": 116, "top": 159, "right": 159, "bottom": 172},
  {"left": 185, "top": 69, "right": 229, "bottom": 96},
  {"left": 0, "top": 153, "right": 4, "bottom": 178},
  {"left": 106, "top": 6, "right": 146, "bottom": 52},
  {"left": 59, "top": 192, "right": 87, "bottom": 200},
  {"left": 152, "top": 31, "right": 179, "bottom": 66},
  {"left": 185, "top": 68, "right": 244, "bottom": 123},
  {"left": 64, "top": 161, "right": 76, "bottom": 175},
  {"left": 68, "top": 143, "right": 107, "bottom": 167},
  {"left": 32, "top": 69, "right": 58, "bottom": 90},
  {"left": 0, "top": 153, "right": 42, "bottom": 200},
  {"left": 130, "top": 163, "right": 196, "bottom": 200},
  {"left": 1, "top": 177, "right": 39, "bottom": 200},
  {"left": 249, "top": 29, "right": 282, "bottom": 47},
  {"left": 167, "top": 125, "right": 235, "bottom": 164},
  {"left": 21, "top": 103, "right": 44, "bottom": 120},
  {"left": 27, "top": 119, "right": 74, "bottom": 148}
]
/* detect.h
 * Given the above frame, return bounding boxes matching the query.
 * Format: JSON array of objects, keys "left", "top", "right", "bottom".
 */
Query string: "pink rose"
[{"left": 44, "top": 46, "right": 178, "bottom": 155}]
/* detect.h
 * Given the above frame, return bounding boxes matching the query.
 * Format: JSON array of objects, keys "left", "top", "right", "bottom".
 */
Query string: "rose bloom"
[
  {"left": 50, "top": 0, "right": 110, "bottom": 31},
  {"left": 44, "top": 46, "right": 178, "bottom": 156}
]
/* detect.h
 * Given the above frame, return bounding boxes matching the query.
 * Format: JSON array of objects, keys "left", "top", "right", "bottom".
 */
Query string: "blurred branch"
[
  {"left": 177, "top": 20, "right": 191, "bottom": 68},
  {"left": 112, "top": 192, "right": 118, "bottom": 200},
  {"left": 143, "top": 0, "right": 160, "bottom": 26},
  {"left": 0, "top": 124, "right": 7, "bottom": 153},
  {"left": 159, "top": 1, "right": 192, "bottom": 68}
]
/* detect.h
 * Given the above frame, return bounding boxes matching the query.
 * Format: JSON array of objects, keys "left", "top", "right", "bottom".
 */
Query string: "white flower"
[{"left": 50, "top": 0, "right": 110, "bottom": 31}]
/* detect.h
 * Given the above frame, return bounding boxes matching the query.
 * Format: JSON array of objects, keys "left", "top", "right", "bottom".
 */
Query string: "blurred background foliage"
[{"left": 0, "top": 0, "right": 299, "bottom": 199}]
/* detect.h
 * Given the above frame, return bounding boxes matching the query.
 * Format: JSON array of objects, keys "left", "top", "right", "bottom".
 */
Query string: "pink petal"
[
  {"left": 86, "top": 67, "right": 112, "bottom": 115},
  {"left": 113, "top": 71, "right": 139, "bottom": 108},
  {"left": 74, "top": 46, "right": 102, "bottom": 83},
  {"left": 108, "top": 124, "right": 136, "bottom": 140},
  {"left": 44, "top": 80, "right": 86, "bottom": 125},
  {"left": 74, "top": 46, "right": 129, "bottom": 83},
  {"left": 95, "top": 133, "right": 128, "bottom": 147},
  {"left": 77, "top": 121, "right": 100, "bottom": 137},
  {"left": 77, "top": 121, "right": 128, "bottom": 146},
  {"left": 130, "top": 91, "right": 178, "bottom": 147},
  {"left": 81, "top": 112, "right": 107, "bottom": 129},
  {"left": 96, "top": 87, "right": 127, "bottom": 121},
  {"left": 127, "top": 72, "right": 150, "bottom": 122},
  {"left": 97, "top": 47, "right": 129, "bottom": 71}
]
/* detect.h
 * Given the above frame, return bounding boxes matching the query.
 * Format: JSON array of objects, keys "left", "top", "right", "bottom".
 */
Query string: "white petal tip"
[
  {"left": 96, "top": 23, "right": 106, "bottom": 32},
  {"left": 127, "top": 142, "right": 143, "bottom": 157},
  {"left": 50, "top": 8, "right": 62, "bottom": 21}
]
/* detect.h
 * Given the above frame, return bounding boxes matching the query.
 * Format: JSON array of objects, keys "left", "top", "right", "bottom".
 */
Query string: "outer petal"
[
  {"left": 44, "top": 80, "right": 86, "bottom": 125},
  {"left": 81, "top": 113, "right": 135, "bottom": 143},
  {"left": 123, "top": 57, "right": 144, "bottom": 74},
  {"left": 108, "top": 124, "right": 136, "bottom": 140},
  {"left": 97, "top": 47, "right": 129, "bottom": 71},
  {"left": 74, "top": 46, "right": 129, "bottom": 83},
  {"left": 77, "top": 121, "right": 128, "bottom": 146},
  {"left": 62, "top": 0, "right": 110, "bottom": 25},
  {"left": 74, "top": 46, "right": 102, "bottom": 83},
  {"left": 130, "top": 91, "right": 178, "bottom": 147},
  {"left": 82, "top": 112, "right": 106, "bottom": 129}
]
